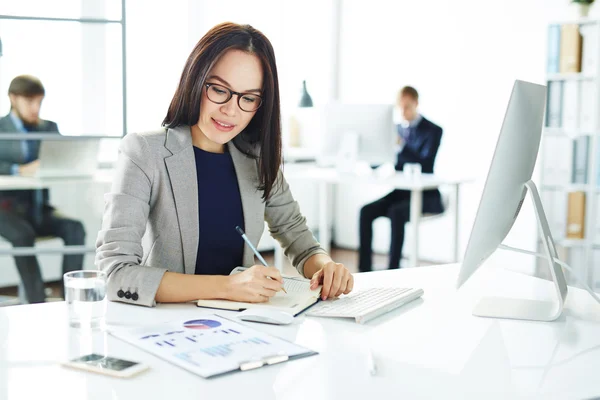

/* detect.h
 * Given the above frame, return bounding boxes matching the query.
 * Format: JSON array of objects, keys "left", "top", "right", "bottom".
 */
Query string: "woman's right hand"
[{"left": 225, "top": 265, "right": 284, "bottom": 303}]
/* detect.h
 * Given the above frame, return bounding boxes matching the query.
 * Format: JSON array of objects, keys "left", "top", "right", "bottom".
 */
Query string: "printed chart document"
[
  {"left": 110, "top": 314, "right": 317, "bottom": 378},
  {"left": 196, "top": 267, "right": 322, "bottom": 316}
]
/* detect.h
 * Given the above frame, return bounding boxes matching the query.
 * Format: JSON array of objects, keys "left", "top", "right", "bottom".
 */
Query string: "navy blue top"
[{"left": 193, "top": 146, "right": 245, "bottom": 275}]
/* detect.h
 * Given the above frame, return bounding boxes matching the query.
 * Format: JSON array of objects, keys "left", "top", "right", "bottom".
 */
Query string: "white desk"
[
  {"left": 283, "top": 164, "right": 471, "bottom": 268},
  {"left": 2, "top": 262, "right": 600, "bottom": 399},
  {"left": 0, "top": 171, "right": 113, "bottom": 191}
]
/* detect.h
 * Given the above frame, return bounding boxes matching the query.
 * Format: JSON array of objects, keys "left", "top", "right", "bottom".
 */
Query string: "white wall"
[
  {"left": 0, "top": 0, "right": 123, "bottom": 135},
  {"left": 337, "top": 0, "right": 577, "bottom": 273},
  {"left": 125, "top": 0, "right": 337, "bottom": 134}
]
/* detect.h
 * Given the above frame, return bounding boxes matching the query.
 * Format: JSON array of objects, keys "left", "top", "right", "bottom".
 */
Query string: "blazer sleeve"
[
  {"left": 264, "top": 171, "right": 328, "bottom": 278},
  {"left": 95, "top": 133, "right": 167, "bottom": 307},
  {"left": 418, "top": 126, "right": 443, "bottom": 160}
]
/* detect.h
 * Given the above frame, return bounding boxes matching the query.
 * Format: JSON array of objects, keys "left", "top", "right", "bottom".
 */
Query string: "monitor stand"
[{"left": 472, "top": 180, "right": 568, "bottom": 322}]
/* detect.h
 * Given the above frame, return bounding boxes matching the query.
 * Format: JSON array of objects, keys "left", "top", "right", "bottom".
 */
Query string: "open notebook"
[{"left": 196, "top": 267, "right": 321, "bottom": 316}]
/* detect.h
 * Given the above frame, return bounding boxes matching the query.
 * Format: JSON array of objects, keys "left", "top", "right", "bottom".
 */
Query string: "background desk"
[
  {"left": 282, "top": 164, "right": 471, "bottom": 268},
  {"left": 1, "top": 260, "right": 599, "bottom": 399},
  {"left": 0, "top": 172, "right": 112, "bottom": 287},
  {"left": 0, "top": 172, "right": 112, "bottom": 257},
  {"left": 0, "top": 171, "right": 113, "bottom": 190}
]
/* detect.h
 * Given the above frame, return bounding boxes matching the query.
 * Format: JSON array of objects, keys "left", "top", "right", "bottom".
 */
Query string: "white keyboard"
[{"left": 306, "top": 287, "right": 424, "bottom": 324}]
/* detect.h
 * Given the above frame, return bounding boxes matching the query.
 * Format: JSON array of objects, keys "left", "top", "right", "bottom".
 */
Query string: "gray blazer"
[{"left": 96, "top": 125, "right": 327, "bottom": 307}]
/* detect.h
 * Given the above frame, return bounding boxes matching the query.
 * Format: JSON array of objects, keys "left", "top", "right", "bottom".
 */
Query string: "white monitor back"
[
  {"left": 458, "top": 80, "right": 548, "bottom": 288},
  {"left": 312, "top": 104, "right": 396, "bottom": 167}
]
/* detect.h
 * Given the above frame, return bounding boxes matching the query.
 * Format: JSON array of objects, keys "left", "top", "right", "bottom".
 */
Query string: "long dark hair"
[{"left": 163, "top": 22, "right": 282, "bottom": 200}]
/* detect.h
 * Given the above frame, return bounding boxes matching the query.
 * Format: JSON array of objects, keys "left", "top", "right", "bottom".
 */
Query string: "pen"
[
  {"left": 235, "top": 226, "right": 287, "bottom": 294},
  {"left": 367, "top": 348, "right": 377, "bottom": 376}
]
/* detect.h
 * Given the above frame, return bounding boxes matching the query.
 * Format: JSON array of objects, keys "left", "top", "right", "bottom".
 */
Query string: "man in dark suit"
[
  {"left": 0, "top": 75, "right": 85, "bottom": 303},
  {"left": 358, "top": 86, "right": 443, "bottom": 272}
]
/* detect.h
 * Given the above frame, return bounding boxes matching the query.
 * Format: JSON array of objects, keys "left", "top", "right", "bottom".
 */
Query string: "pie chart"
[{"left": 183, "top": 319, "right": 222, "bottom": 330}]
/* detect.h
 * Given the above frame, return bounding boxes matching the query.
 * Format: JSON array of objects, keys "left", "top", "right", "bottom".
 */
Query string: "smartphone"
[{"left": 61, "top": 353, "right": 149, "bottom": 378}]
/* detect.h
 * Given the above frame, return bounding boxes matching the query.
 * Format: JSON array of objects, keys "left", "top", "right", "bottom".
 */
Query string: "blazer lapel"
[
  {"left": 228, "top": 140, "right": 264, "bottom": 262},
  {"left": 164, "top": 126, "right": 199, "bottom": 275}
]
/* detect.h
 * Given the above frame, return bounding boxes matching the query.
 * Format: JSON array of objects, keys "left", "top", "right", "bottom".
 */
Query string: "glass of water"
[{"left": 64, "top": 270, "right": 107, "bottom": 329}]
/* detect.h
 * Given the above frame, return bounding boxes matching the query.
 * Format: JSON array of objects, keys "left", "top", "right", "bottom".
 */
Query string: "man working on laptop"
[
  {"left": 358, "top": 86, "right": 444, "bottom": 272},
  {"left": 0, "top": 75, "right": 86, "bottom": 303}
]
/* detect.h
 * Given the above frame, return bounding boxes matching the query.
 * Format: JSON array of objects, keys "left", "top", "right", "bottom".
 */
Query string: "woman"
[{"left": 96, "top": 22, "right": 354, "bottom": 307}]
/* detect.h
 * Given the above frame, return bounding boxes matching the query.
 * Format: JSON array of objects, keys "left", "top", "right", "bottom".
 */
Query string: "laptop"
[{"left": 34, "top": 138, "right": 101, "bottom": 178}]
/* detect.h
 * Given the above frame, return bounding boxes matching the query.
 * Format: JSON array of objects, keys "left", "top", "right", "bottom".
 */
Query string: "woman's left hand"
[{"left": 309, "top": 261, "right": 354, "bottom": 300}]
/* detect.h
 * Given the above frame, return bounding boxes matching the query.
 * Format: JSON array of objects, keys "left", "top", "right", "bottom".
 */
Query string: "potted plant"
[{"left": 572, "top": 0, "right": 595, "bottom": 17}]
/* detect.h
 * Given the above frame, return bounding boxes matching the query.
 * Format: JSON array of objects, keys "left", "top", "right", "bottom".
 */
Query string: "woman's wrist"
[
  {"left": 192, "top": 274, "right": 230, "bottom": 300},
  {"left": 216, "top": 275, "right": 232, "bottom": 299},
  {"left": 303, "top": 254, "right": 333, "bottom": 278}
]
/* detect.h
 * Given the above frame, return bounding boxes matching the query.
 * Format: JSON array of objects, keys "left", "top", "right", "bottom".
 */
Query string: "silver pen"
[{"left": 235, "top": 226, "right": 287, "bottom": 293}]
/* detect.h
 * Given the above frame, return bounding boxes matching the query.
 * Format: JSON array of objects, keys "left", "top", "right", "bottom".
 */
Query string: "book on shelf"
[
  {"left": 594, "top": 250, "right": 600, "bottom": 290},
  {"left": 542, "top": 190, "right": 568, "bottom": 238},
  {"left": 560, "top": 24, "right": 583, "bottom": 73},
  {"left": 597, "top": 141, "right": 600, "bottom": 187},
  {"left": 579, "top": 80, "right": 597, "bottom": 132},
  {"left": 562, "top": 80, "right": 580, "bottom": 130},
  {"left": 546, "top": 81, "right": 563, "bottom": 128},
  {"left": 548, "top": 24, "right": 561, "bottom": 73},
  {"left": 596, "top": 194, "right": 600, "bottom": 244},
  {"left": 566, "top": 191, "right": 586, "bottom": 239},
  {"left": 567, "top": 247, "right": 587, "bottom": 283},
  {"left": 542, "top": 136, "right": 572, "bottom": 186},
  {"left": 571, "top": 136, "right": 589, "bottom": 184},
  {"left": 580, "top": 23, "right": 599, "bottom": 75}
]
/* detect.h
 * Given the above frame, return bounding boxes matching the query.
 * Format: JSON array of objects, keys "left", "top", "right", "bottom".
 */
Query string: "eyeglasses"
[{"left": 204, "top": 83, "right": 263, "bottom": 112}]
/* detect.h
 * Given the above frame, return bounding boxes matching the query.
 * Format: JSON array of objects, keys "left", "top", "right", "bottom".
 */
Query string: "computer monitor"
[
  {"left": 315, "top": 103, "right": 396, "bottom": 167},
  {"left": 35, "top": 137, "right": 101, "bottom": 178},
  {"left": 457, "top": 79, "right": 568, "bottom": 322}
]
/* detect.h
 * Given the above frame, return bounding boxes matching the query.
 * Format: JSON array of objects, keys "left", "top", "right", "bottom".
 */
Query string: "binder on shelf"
[
  {"left": 566, "top": 247, "right": 587, "bottom": 285},
  {"left": 596, "top": 194, "right": 600, "bottom": 244},
  {"left": 566, "top": 191, "right": 586, "bottom": 239},
  {"left": 580, "top": 23, "right": 599, "bottom": 75},
  {"left": 579, "top": 80, "right": 597, "bottom": 132},
  {"left": 547, "top": 24, "right": 561, "bottom": 74},
  {"left": 542, "top": 136, "right": 572, "bottom": 186},
  {"left": 571, "top": 136, "right": 589, "bottom": 184},
  {"left": 594, "top": 250, "right": 600, "bottom": 290},
  {"left": 597, "top": 140, "right": 600, "bottom": 187},
  {"left": 560, "top": 24, "right": 583, "bottom": 73},
  {"left": 546, "top": 81, "right": 563, "bottom": 128},
  {"left": 561, "top": 80, "right": 580, "bottom": 131},
  {"left": 543, "top": 190, "right": 568, "bottom": 238}
]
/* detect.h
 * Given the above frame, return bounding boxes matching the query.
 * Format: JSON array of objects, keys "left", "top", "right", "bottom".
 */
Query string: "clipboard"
[{"left": 109, "top": 314, "right": 317, "bottom": 378}]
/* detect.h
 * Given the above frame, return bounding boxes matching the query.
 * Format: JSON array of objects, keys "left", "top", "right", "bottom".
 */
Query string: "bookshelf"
[{"left": 539, "top": 19, "right": 600, "bottom": 288}]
